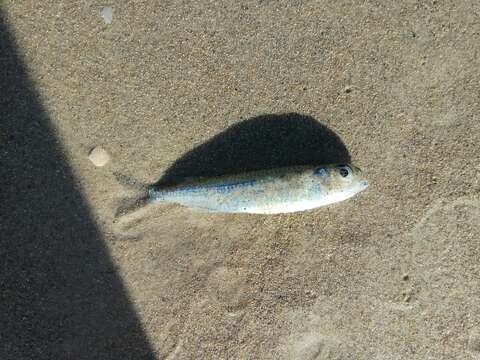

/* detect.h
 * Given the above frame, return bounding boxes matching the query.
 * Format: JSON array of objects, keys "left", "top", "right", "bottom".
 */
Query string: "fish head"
[{"left": 313, "top": 163, "right": 369, "bottom": 194}]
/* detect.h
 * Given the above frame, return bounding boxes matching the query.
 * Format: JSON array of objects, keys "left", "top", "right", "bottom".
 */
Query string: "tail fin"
[
  {"left": 113, "top": 172, "right": 146, "bottom": 190},
  {"left": 114, "top": 192, "right": 151, "bottom": 218},
  {"left": 113, "top": 172, "right": 152, "bottom": 217}
]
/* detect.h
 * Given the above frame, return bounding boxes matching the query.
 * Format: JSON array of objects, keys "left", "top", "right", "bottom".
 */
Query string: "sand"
[{"left": 1, "top": 1, "right": 479, "bottom": 359}]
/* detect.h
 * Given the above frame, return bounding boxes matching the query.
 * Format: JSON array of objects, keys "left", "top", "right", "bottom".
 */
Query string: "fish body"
[{"left": 147, "top": 164, "right": 368, "bottom": 214}]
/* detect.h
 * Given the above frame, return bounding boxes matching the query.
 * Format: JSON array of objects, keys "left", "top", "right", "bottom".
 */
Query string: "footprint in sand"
[
  {"left": 280, "top": 330, "right": 356, "bottom": 360},
  {"left": 409, "top": 197, "right": 480, "bottom": 303},
  {"left": 206, "top": 266, "right": 249, "bottom": 310},
  {"left": 278, "top": 197, "right": 480, "bottom": 359}
]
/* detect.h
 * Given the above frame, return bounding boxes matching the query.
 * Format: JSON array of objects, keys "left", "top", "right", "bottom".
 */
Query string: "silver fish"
[{"left": 143, "top": 164, "right": 368, "bottom": 214}]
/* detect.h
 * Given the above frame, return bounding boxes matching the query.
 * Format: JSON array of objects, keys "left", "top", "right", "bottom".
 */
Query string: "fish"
[{"left": 119, "top": 163, "right": 368, "bottom": 215}]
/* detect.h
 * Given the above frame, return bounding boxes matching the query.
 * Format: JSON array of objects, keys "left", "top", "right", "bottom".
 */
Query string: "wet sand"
[{"left": 2, "top": 1, "right": 480, "bottom": 359}]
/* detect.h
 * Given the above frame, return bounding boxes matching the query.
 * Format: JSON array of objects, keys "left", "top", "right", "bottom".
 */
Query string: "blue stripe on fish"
[{"left": 177, "top": 179, "right": 257, "bottom": 193}]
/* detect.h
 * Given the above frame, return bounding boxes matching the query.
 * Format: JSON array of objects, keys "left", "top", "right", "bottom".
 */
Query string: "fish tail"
[
  {"left": 114, "top": 192, "right": 151, "bottom": 218},
  {"left": 113, "top": 171, "right": 146, "bottom": 190},
  {"left": 113, "top": 172, "right": 155, "bottom": 217}
]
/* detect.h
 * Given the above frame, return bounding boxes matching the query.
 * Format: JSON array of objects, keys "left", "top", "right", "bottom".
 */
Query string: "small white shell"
[
  {"left": 100, "top": 6, "right": 113, "bottom": 24},
  {"left": 88, "top": 146, "right": 110, "bottom": 167}
]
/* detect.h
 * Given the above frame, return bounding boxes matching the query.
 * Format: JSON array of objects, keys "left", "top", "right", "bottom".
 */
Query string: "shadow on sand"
[
  {"left": 0, "top": 11, "right": 156, "bottom": 360},
  {"left": 157, "top": 113, "right": 350, "bottom": 186}
]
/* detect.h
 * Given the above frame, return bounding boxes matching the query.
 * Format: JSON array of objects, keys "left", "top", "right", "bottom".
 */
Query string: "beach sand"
[{"left": 2, "top": 1, "right": 479, "bottom": 359}]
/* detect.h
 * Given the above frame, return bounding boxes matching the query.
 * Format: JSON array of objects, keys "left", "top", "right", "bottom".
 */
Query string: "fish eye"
[{"left": 337, "top": 165, "right": 351, "bottom": 178}]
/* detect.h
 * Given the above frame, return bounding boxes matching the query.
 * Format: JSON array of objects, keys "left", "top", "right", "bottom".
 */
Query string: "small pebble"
[
  {"left": 100, "top": 6, "right": 113, "bottom": 24},
  {"left": 344, "top": 86, "right": 352, "bottom": 93},
  {"left": 401, "top": 291, "right": 412, "bottom": 302},
  {"left": 402, "top": 274, "right": 409, "bottom": 281},
  {"left": 89, "top": 146, "right": 110, "bottom": 167}
]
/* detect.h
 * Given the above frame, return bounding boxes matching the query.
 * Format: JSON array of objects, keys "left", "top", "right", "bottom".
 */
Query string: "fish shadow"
[{"left": 157, "top": 113, "right": 350, "bottom": 186}]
